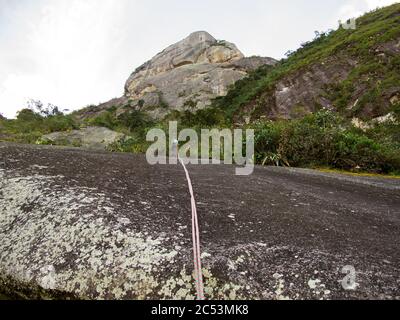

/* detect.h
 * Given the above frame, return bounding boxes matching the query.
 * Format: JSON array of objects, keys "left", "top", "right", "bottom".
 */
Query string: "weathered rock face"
[
  {"left": 125, "top": 31, "right": 244, "bottom": 88},
  {"left": 124, "top": 31, "right": 246, "bottom": 114},
  {"left": 237, "top": 54, "right": 361, "bottom": 122},
  {"left": 240, "top": 49, "right": 400, "bottom": 122},
  {"left": 41, "top": 127, "right": 126, "bottom": 150},
  {"left": 263, "top": 56, "right": 358, "bottom": 120},
  {"left": 92, "top": 31, "right": 276, "bottom": 120}
]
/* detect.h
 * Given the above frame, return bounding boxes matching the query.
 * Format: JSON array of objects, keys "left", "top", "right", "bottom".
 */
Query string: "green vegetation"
[
  {"left": 0, "top": 101, "right": 78, "bottom": 144},
  {"left": 87, "top": 106, "right": 155, "bottom": 136},
  {"left": 164, "top": 108, "right": 227, "bottom": 128},
  {"left": 3, "top": 104, "right": 397, "bottom": 174},
  {"left": 104, "top": 107, "right": 399, "bottom": 175},
  {"left": 211, "top": 64, "right": 275, "bottom": 121},
  {"left": 251, "top": 110, "right": 399, "bottom": 175},
  {"left": 86, "top": 106, "right": 161, "bottom": 153}
]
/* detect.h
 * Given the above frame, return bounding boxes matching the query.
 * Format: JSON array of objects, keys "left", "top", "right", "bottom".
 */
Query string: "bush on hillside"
[
  {"left": 252, "top": 110, "right": 400, "bottom": 174},
  {"left": 0, "top": 104, "right": 78, "bottom": 144}
]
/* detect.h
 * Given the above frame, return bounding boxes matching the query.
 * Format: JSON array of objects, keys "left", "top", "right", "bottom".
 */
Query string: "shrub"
[
  {"left": 164, "top": 108, "right": 226, "bottom": 128},
  {"left": 107, "top": 137, "right": 149, "bottom": 154},
  {"left": 117, "top": 110, "right": 153, "bottom": 132},
  {"left": 251, "top": 110, "right": 400, "bottom": 174},
  {"left": 253, "top": 121, "right": 283, "bottom": 164},
  {"left": 0, "top": 104, "right": 78, "bottom": 144},
  {"left": 88, "top": 111, "right": 118, "bottom": 129}
]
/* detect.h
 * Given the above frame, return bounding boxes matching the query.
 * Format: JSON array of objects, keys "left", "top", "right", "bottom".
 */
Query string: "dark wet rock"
[{"left": 0, "top": 143, "right": 399, "bottom": 300}]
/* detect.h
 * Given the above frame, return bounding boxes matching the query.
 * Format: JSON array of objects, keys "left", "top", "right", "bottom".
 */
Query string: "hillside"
[{"left": 211, "top": 3, "right": 400, "bottom": 123}]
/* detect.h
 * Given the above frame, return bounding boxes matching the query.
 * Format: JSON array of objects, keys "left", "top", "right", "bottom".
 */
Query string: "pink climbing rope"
[{"left": 178, "top": 157, "right": 205, "bottom": 300}]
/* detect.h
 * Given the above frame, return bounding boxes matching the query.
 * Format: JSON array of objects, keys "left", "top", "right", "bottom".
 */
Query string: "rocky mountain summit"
[{"left": 86, "top": 31, "right": 276, "bottom": 120}]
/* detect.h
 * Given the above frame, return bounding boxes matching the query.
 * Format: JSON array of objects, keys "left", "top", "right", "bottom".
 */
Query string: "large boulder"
[{"left": 40, "top": 127, "right": 126, "bottom": 150}]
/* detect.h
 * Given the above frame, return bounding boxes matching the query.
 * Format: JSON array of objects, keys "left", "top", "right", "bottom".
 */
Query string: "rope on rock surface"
[{"left": 178, "top": 156, "right": 205, "bottom": 300}]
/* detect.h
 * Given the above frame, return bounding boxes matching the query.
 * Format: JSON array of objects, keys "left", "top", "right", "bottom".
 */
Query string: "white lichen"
[{"left": 0, "top": 174, "right": 193, "bottom": 299}]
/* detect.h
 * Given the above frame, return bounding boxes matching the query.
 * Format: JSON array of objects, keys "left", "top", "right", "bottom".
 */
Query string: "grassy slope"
[{"left": 210, "top": 3, "right": 400, "bottom": 121}]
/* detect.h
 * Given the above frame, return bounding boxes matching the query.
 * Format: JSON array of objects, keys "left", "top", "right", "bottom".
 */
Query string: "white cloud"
[
  {"left": 334, "top": 0, "right": 398, "bottom": 23},
  {"left": 365, "top": 0, "right": 399, "bottom": 9},
  {"left": 0, "top": 74, "right": 54, "bottom": 115},
  {"left": 0, "top": 0, "right": 129, "bottom": 118}
]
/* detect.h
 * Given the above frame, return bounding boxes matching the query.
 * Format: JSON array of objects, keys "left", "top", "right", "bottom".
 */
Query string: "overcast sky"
[{"left": 0, "top": 0, "right": 398, "bottom": 118}]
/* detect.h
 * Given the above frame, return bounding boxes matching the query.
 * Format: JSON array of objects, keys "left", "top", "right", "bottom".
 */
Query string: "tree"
[
  {"left": 16, "top": 108, "right": 42, "bottom": 122},
  {"left": 27, "top": 99, "right": 63, "bottom": 117}
]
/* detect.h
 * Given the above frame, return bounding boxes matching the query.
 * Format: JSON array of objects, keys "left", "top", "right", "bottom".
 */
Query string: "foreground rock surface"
[{"left": 0, "top": 143, "right": 399, "bottom": 300}]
